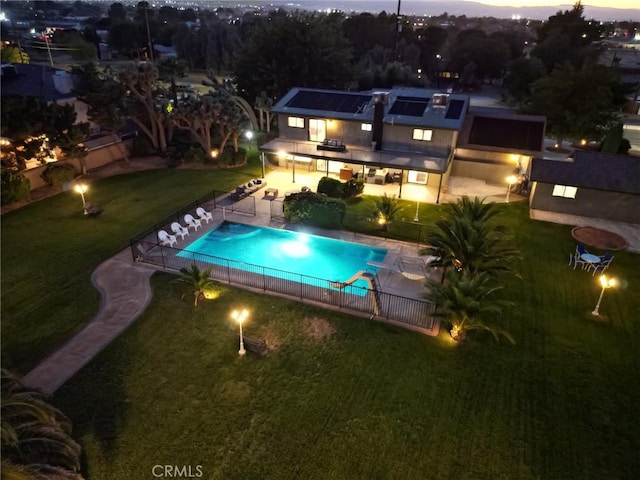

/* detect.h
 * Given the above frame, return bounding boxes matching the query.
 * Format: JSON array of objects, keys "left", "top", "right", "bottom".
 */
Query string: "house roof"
[
  {"left": 530, "top": 151, "right": 640, "bottom": 194},
  {"left": 0, "top": 63, "right": 76, "bottom": 103},
  {"left": 456, "top": 107, "right": 546, "bottom": 155},
  {"left": 272, "top": 87, "right": 470, "bottom": 130}
]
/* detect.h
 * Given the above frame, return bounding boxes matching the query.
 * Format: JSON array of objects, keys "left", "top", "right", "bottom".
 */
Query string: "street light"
[
  {"left": 505, "top": 175, "right": 518, "bottom": 203},
  {"left": 74, "top": 183, "right": 88, "bottom": 212},
  {"left": 591, "top": 275, "right": 616, "bottom": 316},
  {"left": 231, "top": 309, "right": 248, "bottom": 355}
]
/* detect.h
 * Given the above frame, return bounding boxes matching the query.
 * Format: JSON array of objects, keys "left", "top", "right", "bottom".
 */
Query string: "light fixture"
[
  {"left": 592, "top": 275, "right": 616, "bottom": 316},
  {"left": 74, "top": 183, "right": 88, "bottom": 212},
  {"left": 505, "top": 175, "right": 518, "bottom": 203},
  {"left": 231, "top": 309, "right": 248, "bottom": 355}
]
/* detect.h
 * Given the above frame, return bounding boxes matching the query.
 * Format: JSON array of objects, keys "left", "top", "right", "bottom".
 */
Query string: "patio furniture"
[
  {"left": 569, "top": 253, "right": 588, "bottom": 270},
  {"left": 196, "top": 207, "right": 213, "bottom": 224},
  {"left": 588, "top": 253, "right": 614, "bottom": 276},
  {"left": 158, "top": 230, "right": 177, "bottom": 247},
  {"left": 184, "top": 214, "right": 201, "bottom": 231},
  {"left": 263, "top": 187, "right": 278, "bottom": 200},
  {"left": 171, "top": 222, "right": 189, "bottom": 240}
]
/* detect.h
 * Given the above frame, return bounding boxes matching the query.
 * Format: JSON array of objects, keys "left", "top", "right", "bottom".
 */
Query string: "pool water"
[{"left": 177, "top": 221, "right": 387, "bottom": 288}]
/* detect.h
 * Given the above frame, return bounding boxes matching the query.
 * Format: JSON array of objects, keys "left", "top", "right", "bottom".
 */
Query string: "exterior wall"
[
  {"left": 450, "top": 160, "right": 517, "bottom": 184},
  {"left": 530, "top": 182, "right": 640, "bottom": 224},
  {"left": 382, "top": 124, "right": 453, "bottom": 156},
  {"left": 21, "top": 140, "right": 132, "bottom": 192}
]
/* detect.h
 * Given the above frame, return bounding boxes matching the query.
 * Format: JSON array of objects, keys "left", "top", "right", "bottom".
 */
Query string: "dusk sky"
[{"left": 321, "top": 0, "right": 638, "bottom": 10}]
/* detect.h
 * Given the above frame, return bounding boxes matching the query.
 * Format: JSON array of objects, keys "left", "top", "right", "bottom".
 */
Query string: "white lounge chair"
[
  {"left": 158, "top": 230, "right": 177, "bottom": 247},
  {"left": 171, "top": 222, "right": 189, "bottom": 240},
  {"left": 196, "top": 207, "right": 213, "bottom": 224},
  {"left": 184, "top": 213, "right": 201, "bottom": 231}
]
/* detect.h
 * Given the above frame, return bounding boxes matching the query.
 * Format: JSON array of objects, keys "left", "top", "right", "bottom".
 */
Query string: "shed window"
[
  {"left": 287, "top": 117, "right": 304, "bottom": 128},
  {"left": 552, "top": 185, "right": 577, "bottom": 198},
  {"left": 412, "top": 129, "right": 433, "bottom": 141}
]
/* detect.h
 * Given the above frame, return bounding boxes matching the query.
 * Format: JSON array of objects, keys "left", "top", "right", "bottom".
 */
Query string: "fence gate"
[{"left": 270, "top": 199, "right": 285, "bottom": 221}]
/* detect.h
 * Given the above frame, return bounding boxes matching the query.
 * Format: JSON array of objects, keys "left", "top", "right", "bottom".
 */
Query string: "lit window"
[
  {"left": 552, "top": 185, "right": 577, "bottom": 198},
  {"left": 287, "top": 117, "right": 304, "bottom": 128},
  {"left": 361, "top": 123, "right": 372, "bottom": 131},
  {"left": 412, "top": 129, "right": 433, "bottom": 141}
]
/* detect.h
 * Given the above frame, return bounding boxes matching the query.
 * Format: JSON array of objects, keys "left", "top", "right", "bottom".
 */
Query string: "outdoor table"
[{"left": 581, "top": 253, "right": 601, "bottom": 264}]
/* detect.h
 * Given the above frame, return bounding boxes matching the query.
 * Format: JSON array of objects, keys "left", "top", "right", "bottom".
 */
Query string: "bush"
[
  {"left": 41, "top": 163, "right": 76, "bottom": 186},
  {"left": 284, "top": 192, "right": 346, "bottom": 229},
  {"left": 217, "top": 147, "right": 247, "bottom": 166},
  {"left": 131, "top": 135, "right": 158, "bottom": 157},
  {"left": 1, "top": 170, "right": 30, "bottom": 205},
  {"left": 317, "top": 177, "right": 343, "bottom": 198},
  {"left": 342, "top": 179, "right": 364, "bottom": 199}
]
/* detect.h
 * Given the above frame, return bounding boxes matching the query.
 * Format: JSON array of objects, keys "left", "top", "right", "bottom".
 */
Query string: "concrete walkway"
[{"left": 22, "top": 250, "right": 156, "bottom": 395}]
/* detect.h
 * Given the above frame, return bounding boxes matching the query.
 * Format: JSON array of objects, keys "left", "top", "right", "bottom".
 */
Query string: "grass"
[
  {"left": 1, "top": 159, "right": 262, "bottom": 374},
  {"left": 3, "top": 167, "right": 640, "bottom": 478}
]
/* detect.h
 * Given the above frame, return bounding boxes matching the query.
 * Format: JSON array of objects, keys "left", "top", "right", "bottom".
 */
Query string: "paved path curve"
[{"left": 23, "top": 250, "right": 155, "bottom": 395}]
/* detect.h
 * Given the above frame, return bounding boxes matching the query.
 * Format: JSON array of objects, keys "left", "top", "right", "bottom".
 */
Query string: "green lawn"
[
  {"left": 3, "top": 167, "right": 639, "bottom": 478},
  {"left": 1, "top": 161, "right": 262, "bottom": 374}
]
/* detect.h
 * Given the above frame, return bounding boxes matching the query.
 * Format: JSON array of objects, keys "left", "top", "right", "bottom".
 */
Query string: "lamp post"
[
  {"left": 413, "top": 191, "right": 422, "bottom": 222},
  {"left": 74, "top": 183, "right": 88, "bottom": 212},
  {"left": 505, "top": 175, "right": 517, "bottom": 203},
  {"left": 231, "top": 309, "right": 248, "bottom": 355},
  {"left": 591, "top": 275, "right": 616, "bottom": 316}
]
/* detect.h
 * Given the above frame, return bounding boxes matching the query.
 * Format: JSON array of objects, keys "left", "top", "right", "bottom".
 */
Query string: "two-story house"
[
  {"left": 259, "top": 87, "right": 546, "bottom": 202},
  {"left": 259, "top": 87, "right": 470, "bottom": 203}
]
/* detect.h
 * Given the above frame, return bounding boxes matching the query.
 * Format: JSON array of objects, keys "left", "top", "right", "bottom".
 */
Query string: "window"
[
  {"left": 408, "top": 170, "right": 428, "bottom": 184},
  {"left": 287, "top": 116, "right": 304, "bottom": 128},
  {"left": 412, "top": 129, "right": 433, "bottom": 141},
  {"left": 552, "top": 185, "right": 577, "bottom": 198},
  {"left": 361, "top": 123, "right": 372, "bottom": 131},
  {"left": 308, "top": 119, "right": 326, "bottom": 141}
]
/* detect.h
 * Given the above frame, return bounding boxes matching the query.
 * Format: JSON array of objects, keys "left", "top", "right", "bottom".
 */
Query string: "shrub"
[
  {"left": 41, "top": 163, "right": 76, "bottom": 186},
  {"left": 284, "top": 192, "right": 346, "bottom": 229},
  {"left": 1, "top": 170, "right": 30, "bottom": 205},
  {"left": 342, "top": 178, "right": 364, "bottom": 199},
  {"left": 317, "top": 177, "right": 343, "bottom": 198},
  {"left": 217, "top": 147, "right": 247, "bottom": 166},
  {"left": 131, "top": 135, "right": 158, "bottom": 157}
]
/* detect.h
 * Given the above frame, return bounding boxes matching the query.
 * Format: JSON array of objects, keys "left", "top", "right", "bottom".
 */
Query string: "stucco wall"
[
  {"left": 450, "top": 159, "right": 517, "bottom": 184},
  {"left": 530, "top": 182, "right": 640, "bottom": 224}
]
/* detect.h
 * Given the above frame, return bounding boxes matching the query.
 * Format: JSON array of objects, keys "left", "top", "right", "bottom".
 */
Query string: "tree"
[
  {"left": 1, "top": 369, "right": 84, "bottom": 478},
  {"left": 117, "top": 62, "right": 171, "bottom": 152},
  {"left": 233, "top": 12, "right": 353, "bottom": 103},
  {"left": 171, "top": 95, "right": 221, "bottom": 156},
  {"left": 108, "top": 2, "right": 127, "bottom": 21},
  {"left": 420, "top": 197, "right": 520, "bottom": 277},
  {"left": 425, "top": 269, "right": 514, "bottom": 343},
  {"left": 1, "top": 96, "right": 88, "bottom": 172},
  {"left": 176, "top": 264, "right": 215, "bottom": 306},
  {"left": 372, "top": 193, "right": 403, "bottom": 232},
  {"left": 1, "top": 44, "right": 29, "bottom": 64},
  {"left": 504, "top": 57, "right": 546, "bottom": 106},
  {"left": 525, "top": 62, "right": 622, "bottom": 146},
  {"left": 532, "top": 1, "right": 603, "bottom": 72},
  {"left": 156, "top": 56, "right": 188, "bottom": 105}
]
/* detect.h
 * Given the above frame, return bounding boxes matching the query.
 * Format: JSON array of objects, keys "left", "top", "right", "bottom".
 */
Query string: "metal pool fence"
[{"left": 130, "top": 239, "right": 437, "bottom": 332}]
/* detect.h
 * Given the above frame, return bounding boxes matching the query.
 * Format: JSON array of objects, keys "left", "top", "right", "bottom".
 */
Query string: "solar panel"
[
  {"left": 388, "top": 97, "right": 429, "bottom": 117},
  {"left": 286, "top": 91, "right": 372, "bottom": 113},
  {"left": 445, "top": 99, "right": 465, "bottom": 119}
]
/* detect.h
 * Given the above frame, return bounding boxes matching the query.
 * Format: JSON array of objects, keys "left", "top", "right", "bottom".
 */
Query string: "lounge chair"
[
  {"left": 184, "top": 213, "right": 201, "bottom": 231},
  {"left": 171, "top": 221, "right": 189, "bottom": 240},
  {"left": 158, "top": 230, "right": 177, "bottom": 247},
  {"left": 196, "top": 207, "right": 213, "bottom": 224}
]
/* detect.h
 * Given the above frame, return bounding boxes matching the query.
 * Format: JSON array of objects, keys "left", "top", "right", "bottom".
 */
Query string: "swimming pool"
[{"left": 177, "top": 221, "right": 387, "bottom": 289}]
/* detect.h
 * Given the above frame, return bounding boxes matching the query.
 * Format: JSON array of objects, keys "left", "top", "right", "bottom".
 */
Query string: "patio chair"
[
  {"left": 576, "top": 244, "right": 588, "bottom": 257},
  {"left": 196, "top": 207, "right": 213, "bottom": 224},
  {"left": 170, "top": 221, "right": 189, "bottom": 240},
  {"left": 158, "top": 230, "right": 177, "bottom": 247},
  {"left": 569, "top": 253, "right": 588, "bottom": 270},
  {"left": 184, "top": 213, "right": 201, "bottom": 231},
  {"left": 589, "top": 253, "right": 614, "bottom": 276}
]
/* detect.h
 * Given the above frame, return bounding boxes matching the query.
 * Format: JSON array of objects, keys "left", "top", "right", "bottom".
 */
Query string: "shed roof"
[
  {"left": 530, "top": 151, "right": 640, "bottom": 194},
  {"left": 0, "top": 63, "right": 76, "bottom": 102}
]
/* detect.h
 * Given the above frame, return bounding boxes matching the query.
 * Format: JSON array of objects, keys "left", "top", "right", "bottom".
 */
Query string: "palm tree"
[
  {"left": 372, "top": 193, "right": 403, "bottom": 231},
  {"left": 1, "top": 369, "right": 84, "bottom": 479},
  {"left": 421, "top": 197, "right": 520, "bottom": 277},
  {"left": 425, "top": 270, "right": 515, "bottom": 343},
  {"left": 177, "top": 263, "right": 216, "bottom": 306}
]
